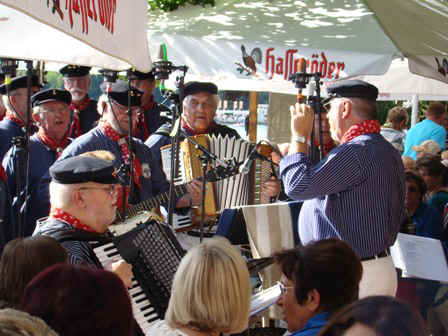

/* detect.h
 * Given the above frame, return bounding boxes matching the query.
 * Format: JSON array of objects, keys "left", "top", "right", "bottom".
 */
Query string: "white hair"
[
  {"left": 183, "top": 93, "right": 219, "bottom": 110},
  {"left": 49, "top": 182, "right": 76, "bottom": 209}
]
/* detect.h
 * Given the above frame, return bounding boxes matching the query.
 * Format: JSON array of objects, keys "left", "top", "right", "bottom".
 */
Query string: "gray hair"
[
  {"left": 183, "top": 93, "right": 220, "bottom": 110},
  {"left": 49, "top": 182, "right": 77, "bottom": 209}
]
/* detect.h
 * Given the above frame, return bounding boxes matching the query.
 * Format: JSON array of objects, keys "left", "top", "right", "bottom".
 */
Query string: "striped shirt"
[{"left": 279, "top": 133, "right": 406, "bottom": 258}]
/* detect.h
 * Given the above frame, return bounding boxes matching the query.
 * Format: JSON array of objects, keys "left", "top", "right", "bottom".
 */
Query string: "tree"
[{"left": 148, "top": 0, "right": 215, "bottom": 11}]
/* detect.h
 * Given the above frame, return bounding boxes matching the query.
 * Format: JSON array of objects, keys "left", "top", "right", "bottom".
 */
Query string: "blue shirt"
[
  {"left": 412, "top": 203, "right": 441, "bottom": 239},
  {"left": 403, "top": 119, "right": 446, "bottom": 159},
  {"left": 2, "top": 133, "right": 62, "bottom": 236},
  {"left": 290, "top": 312, "right": 329, "bottom": 336},
  {"left": 279, "top": 133, "right": 406, "bottom": 259},
  {"left": 0, "top": 119, "right": 23, "bottom": 160}
]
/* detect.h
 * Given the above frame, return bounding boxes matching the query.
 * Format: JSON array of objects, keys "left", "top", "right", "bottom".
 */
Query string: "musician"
[
  {"left": 128, "top": 69, "right": 170, "bottom": 141},
  {"left": 2, "top": 89, "right": 72, "bottom": 237},
  {"left": 150, "top": 237, "right": 251, "bottom": 336},
  {"left": 60, "top": 65, "right": 100, "bottom": 138},
  {"left": 280, "top": 80, "right": 405, "bottom": 297},
  {"left": 46, "top": 81, "right": 197, "bottom": 213},
  {"left": 0, "top": 75, "right": 42, "bottom": 159},
  {"left": 33, "top": 155, "right": 133, "bottom": 288},
  {"left": 146, "top": 81, "right": 280, "bottom": 198},
  {"left": 274, "top": 239, "right": 362, "bottom": 336}
]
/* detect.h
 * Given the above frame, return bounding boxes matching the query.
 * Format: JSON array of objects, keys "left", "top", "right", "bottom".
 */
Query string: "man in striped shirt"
[{"left": 279, "top": 80, "right": 405, "bottom": 297}]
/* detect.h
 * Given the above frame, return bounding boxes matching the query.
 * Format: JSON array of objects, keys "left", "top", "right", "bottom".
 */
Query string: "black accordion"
[{"left": 93, "top": 219, "right": 185, "bottom": 334}]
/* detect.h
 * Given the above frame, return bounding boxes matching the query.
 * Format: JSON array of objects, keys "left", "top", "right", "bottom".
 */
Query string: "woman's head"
[
  {"left": 416, "top": 153, "right": 448, "bottom": 190},
  {"left": 165, "top": 237, "right": 251, "bottom": 334},
  {"left": 20, "top": 263, "right": 134, "bottom": 336},
  {"left": 317, "top": 296, "right": 426, "bottom": 336},
  {"left": 405, "top": 170, "right": 426, "bottom": 215},
  {"left": 0, "top": 236, "right": 67, "bottom": 308}
]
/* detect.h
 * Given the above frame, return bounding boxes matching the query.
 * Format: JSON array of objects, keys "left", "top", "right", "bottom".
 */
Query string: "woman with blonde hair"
[{"left": 150, "top": 237, "right": 251, "bottom": 336}]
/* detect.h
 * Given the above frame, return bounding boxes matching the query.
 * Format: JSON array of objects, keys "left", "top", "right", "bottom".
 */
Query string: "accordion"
[
  {"left": 93, "top": 219, "right": 184, "bottom": 334},
  {"left": 160, "top": 134, "right": 275, "bottom": 231}
]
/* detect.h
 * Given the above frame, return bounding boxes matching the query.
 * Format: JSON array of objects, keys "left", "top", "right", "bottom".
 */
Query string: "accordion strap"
[{"left": 49, "top": 229, "right": 113, "bottom": 244}]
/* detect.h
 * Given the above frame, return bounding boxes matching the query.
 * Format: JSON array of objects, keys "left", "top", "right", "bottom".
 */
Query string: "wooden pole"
[{"left": 248, "top": 91, "right": 258, "bottom": 142}]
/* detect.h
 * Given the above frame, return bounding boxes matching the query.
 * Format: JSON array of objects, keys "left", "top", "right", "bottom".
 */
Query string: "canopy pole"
[
  {"left": 411, "top": 94, "right": 419, "bottom": 126},
  {"left": 248, "top": 91, "right": 258, "bottom": 142}
]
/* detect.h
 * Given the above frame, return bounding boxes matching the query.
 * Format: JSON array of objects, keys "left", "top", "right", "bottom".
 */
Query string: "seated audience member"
[
  {"left": 441, "top": 150, "right": 448, "bottom": 167},
  {"left": 150, "top": 237, "right": 251, "bottom": 336},
  {"left": 412, "top": 140, "right": 442, "bottom": 158},
  {"left": 398, "top": 171, "right": 441, "bottom": 318},
  {"left": 20, "top": 263, "right": 134, "bottom": 336},
  {"left": 402, "top": 170, "right": 441, "bottom": 239},
  {"left": 381, "top": 106, "right": 408, "bottom": 153},
  {"left": 317, "top": 296, "right": 426, "bottom": 336},
  {"left": 0, "top": 236, "right": 67, "bottom": 309},
  {"left": 274, "top": 239, "right": 363, "bottom": 336},
  {"left": 402, "top": 156, "right": 416, "bottom": 171},
  {"left": 416, "top": 154, "right": 448, "bottom": 216},
  {"left": 0, "top": 308, "right": 58, "bottom": 336}
]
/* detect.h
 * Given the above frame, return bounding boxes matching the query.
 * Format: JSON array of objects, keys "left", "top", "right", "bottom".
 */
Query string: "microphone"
[
  {"left": 289, "top": 57, "right": 309, "bottom": 103},
  {"left": 152, "top": 43, "right": 173, "bottom": 81},
  {"left": 239, "top": 145, "right": 259, "bottom": 175}
]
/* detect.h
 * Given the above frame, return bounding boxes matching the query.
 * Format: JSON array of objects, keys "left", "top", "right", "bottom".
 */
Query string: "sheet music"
[
  {"left": 390, "top": 233, "right": 448, "bottom": 282},
  {"left": 250, "top": 283, "right": 281, "bottom": 316}
]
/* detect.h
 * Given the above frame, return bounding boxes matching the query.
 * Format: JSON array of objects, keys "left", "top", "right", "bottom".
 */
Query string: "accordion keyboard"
[{"left": 93, "top": 242, "right": 160, "bottom": 333}]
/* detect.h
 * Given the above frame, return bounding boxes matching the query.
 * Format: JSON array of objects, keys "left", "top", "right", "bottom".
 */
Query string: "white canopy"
[
  {"left": 148, "top": 0, "right": 448, "bottom": 89},
  {"left": 0, "top": 0, "right": 152, "bottom": 70}
]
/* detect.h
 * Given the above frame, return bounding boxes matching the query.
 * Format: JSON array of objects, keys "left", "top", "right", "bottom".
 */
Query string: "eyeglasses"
[
  {"left": 323, "top": 102, "right": 332, "bottom": 112},
  {"left": 78, "top": 185, "right": 117, "bottom": 197},
  {"left": 277, "top": 281, "right": 294, "bottom": 296},
  {"left": 111, "top": 102, "right": 141, "bottom": 115}
]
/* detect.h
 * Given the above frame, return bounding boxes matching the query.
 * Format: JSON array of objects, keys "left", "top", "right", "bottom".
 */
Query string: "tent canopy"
[{"left": 148, "top": 0, "right": 448, "bottom": 87}]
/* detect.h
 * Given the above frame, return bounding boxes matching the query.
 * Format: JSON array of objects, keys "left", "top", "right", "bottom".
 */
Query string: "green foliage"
[{"left": 148, "top": 0, "right": 215, "bottom": 11}]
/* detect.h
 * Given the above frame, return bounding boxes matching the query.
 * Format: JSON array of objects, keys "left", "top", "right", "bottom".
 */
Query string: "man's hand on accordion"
[
  {"left": 105, "top": 259, "right": 133, "bottom": 288},
  {"left": 177, "top": 179, "right": 204, "bottom": 208},
  {"left": 262, "top": 176, "right": 281, "bottom": 198}
]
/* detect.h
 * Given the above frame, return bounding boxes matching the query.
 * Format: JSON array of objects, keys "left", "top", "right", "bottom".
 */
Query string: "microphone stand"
[
  {"left": 179, "top": 129, "right": 235, "bottom": 242},
  {"left": 10, "top": 61, "right": 33, "bottom": 237},
  {"left": 126, "top": 76, "right": 135, "bottom": 220},
  {"left": 166, "top": 71, "right": 186, "bottom": 228}
]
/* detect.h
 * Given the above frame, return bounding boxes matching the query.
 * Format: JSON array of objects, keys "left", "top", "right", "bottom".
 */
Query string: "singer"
[
  {"left": 279, "top": 80, "right": 405, "bottom": 298},
  {"left": 128, "top": 69, "right": 170, "bottom": 141},
  {"left": 60, "top": 65, "right": 100, "bottom": 138},
  {"left": 146, "top": 81, "right": 280, "bottom": 199}
]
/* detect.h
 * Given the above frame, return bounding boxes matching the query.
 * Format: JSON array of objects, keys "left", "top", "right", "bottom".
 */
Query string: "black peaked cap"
[
  {"left": 326, "top": 79, "right": 378, "bottom": 102},
  {"left": 59, "top": 65, "right": 91, "bottom": 77},
  {"left": 31, "top": 89, "right": 72, "bottom": 107},
  {"left": 50, "top": 156, "right": 118, "bottom": 185},
  {"left": 0, "top": 75, "right": 42, "bottom": 94}
]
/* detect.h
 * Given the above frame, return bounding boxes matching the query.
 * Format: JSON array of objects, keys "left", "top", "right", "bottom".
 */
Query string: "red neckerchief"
[
  {"left": 134, "top": 96, "right": 156, "bottom": 140},
  {"left": 5, "top": 111, "right": 24, "bottom": 128},
  {"left": 37, "top": 128, "right": 69, "bottom": 159},
  {"left": 341, "top": 120, "right": 381, "bottom": 144},
  {"left": 0, "top": 165, "right": 6, "bottom": 183},
  {"left": 50, "top": 208, "right": 96, "bottom": 233},
  {"left": 99, "top": 121, "right": 142, "bottom": 189},
  {"left": 142, "top": 95, "right": 156, "bottom": 112},
  {"left": 69, "top": 95, "right": 91, "bottom": 138},
  {"left": 181, "top": 119, "right": 217, "bottom": 136}
]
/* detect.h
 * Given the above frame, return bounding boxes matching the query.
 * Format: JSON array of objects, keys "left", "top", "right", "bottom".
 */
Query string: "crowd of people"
[{"left": 0, "top": 66, "right": 442, "bottom": 335}]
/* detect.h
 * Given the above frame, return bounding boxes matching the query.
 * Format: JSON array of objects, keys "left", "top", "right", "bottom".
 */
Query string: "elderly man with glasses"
[
  {"left": 33, "top": 155, "right": 133, "bottom": 288},
  {"left": 279, "top": 80, "right": 405, "bottom": 298}
]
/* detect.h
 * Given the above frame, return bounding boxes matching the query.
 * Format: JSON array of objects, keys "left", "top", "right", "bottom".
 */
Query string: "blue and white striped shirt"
[{"left": 279, "top": 133, "right": 406, "bottom": 258}]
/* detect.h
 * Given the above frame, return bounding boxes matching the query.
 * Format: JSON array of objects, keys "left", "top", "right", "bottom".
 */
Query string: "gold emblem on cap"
[{"left": 52, "top": 89, "right": 56, "bottom": 95}]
